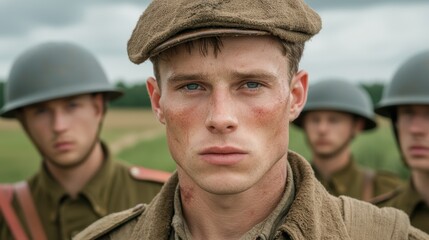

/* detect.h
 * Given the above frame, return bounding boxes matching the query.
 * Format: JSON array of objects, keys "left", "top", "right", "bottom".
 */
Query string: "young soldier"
[
  {"left": 293, "top": 79, "right": 403, "bottom": 202},
  {"left": 374, "top": 50, "right": 429, "bottom": 233},
  {"left": 0, "top": 42, "right": 170, "bottom": 240},
  {"left": 76, "top": 0, "right": 427, "bottom": 239}
]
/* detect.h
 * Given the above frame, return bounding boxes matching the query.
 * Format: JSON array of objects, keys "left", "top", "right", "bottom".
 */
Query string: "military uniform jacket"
[
  {"left": 75, "top": 151, "right": 427, "bottom": 240},
  {"left": 313, "top": 158, "right": 404, "bottom": 202},
  {"left": 376, "top": 180, "right": 429, "bottom": 234},
  {"left": 0, "top": 143, "right": 168, "bottom": 240}
]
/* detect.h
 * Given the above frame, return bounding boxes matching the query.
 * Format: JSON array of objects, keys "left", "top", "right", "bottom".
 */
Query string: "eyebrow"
[
  {"left": 229, "top": 70, "right": 278, "bottom": 81},
  {"left": 167, "top": 70, "right": 278, "bottom": 83},
  {"left": 167, "top": 73, "right": 206, "bottom": 83}
]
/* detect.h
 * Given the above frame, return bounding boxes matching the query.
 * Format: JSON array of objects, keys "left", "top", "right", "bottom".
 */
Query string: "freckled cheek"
[
  {"left": 250, "top": 101, "right": 289, "bottom": 142},
  {"left": 163, "top": 104, "right": 203, "bottom": 147},
  {"left": 250, "top": 101, "right": 288, "bottom": 127}
]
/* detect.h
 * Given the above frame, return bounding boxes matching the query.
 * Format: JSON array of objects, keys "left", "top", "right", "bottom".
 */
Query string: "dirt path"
[{"left": 110, "top": 128, "right": 165, "bottom": 154}]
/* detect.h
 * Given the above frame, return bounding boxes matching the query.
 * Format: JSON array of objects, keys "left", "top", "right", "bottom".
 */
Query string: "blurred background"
[{"left": 1, "top": 0, "right": 428, "bottom": 182}]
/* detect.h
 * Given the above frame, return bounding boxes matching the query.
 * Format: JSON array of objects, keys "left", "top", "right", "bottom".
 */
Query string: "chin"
[
  {"left": 47, "top": 155, "right": 87, "bottom": 169},
  {"left": 198, "top": 175, "right": 252, "bottom": 195},
  {"left": 407, "top": 157, "right": 429, "bottom": 170}
]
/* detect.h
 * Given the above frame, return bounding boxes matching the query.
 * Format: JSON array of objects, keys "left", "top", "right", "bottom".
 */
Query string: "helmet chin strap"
[{"left": 390, "top": 111, "right": 408, "bottom": 168}]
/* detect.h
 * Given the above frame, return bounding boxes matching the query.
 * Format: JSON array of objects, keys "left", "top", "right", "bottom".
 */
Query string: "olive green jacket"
[
  {"left": 75, "top": 151, "right": 427, "bottom": 240},
  {"left": 313, "top": 159, "right": 404, "bottom": 202},
  {"left": 0, "top": 143, "right": 167, "bottom": 240},
  {"left": 376, "top": 180, "right": 429, "bottom": 234}
]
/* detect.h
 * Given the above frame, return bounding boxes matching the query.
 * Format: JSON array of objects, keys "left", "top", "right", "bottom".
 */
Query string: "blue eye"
[
  {"left": 184, "top": 83, "right": 200, "bottom": 90},
  {"left": 245, "top": 82, "right": 260, "bottom": 89}
]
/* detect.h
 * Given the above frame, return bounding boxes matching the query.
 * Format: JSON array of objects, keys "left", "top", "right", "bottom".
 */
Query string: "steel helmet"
[
  {"left": 294, "top": 79, "right": 377, "bottom": 130},
  {"left": 0, "top": 42, "right": 122, "bottom": 118},
  {"left": 375, "top": 50, "right": 429, "bottom": 117}
]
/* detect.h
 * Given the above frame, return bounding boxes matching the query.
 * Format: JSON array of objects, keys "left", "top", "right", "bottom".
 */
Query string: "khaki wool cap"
[{"left": 128, "top": 0, "right": 322, "bottom": 64}]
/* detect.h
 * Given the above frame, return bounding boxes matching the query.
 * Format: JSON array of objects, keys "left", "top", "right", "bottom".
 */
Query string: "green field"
[{"left": 0, "top": 109, "right": 408, "bottom": 183}]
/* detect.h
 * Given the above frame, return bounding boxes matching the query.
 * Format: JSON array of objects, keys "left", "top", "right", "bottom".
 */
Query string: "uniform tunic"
[
  {"left": 0, "top": 143, "right": 167, "bottom": 240},
  {"left": 313, "top": 158, "right": 404, "bottom": 202},
  {"left": 74, "top": 151, "right": 428, "bottom": 240},
  {"left": 376, "top": 181, "right": 429, "bottom": 234}
]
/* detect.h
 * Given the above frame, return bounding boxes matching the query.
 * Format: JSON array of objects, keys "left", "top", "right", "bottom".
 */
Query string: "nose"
[
  {"left": 52, "top": 109, "right": 69, "bottom": 133},
  {"left": 408, "top": 116, "right": 427, "bottom": 135},
  {"left": 316, "top": 119, "right": 329, "bottom": 134},
  {"left": 205, "top": 90, "right": 238, "bottom": 134}
]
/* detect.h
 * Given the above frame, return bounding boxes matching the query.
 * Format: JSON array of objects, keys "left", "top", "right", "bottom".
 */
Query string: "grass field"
[{"left": 0, "top": 109, "right": 408, "bottom": 183}]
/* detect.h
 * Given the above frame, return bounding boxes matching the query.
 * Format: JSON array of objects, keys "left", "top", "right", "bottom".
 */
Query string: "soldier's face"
[
  {"left": 303, "top": 111, "right": 362, "bottom": 159},
  {"left": 397, "top": 105, "right": 429, "bottom": 172},
  {"left": 147, "top": 36, "right": 308, "bottom": 195},
  {"left": 21, "top": 94, "right": 103, "bottom": 169}
]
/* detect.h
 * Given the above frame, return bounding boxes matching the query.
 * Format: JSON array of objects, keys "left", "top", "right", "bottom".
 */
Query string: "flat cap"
[{"left": 128, "top": 0, "right": 322, "bottom": 64}]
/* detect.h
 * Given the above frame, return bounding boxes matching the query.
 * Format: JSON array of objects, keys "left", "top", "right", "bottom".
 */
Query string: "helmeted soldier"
[
  {"left": 293, "top": 79, "right": 403, "bottom": 202},
  {"left": 374, "top": 50, "right": 429, "bottom": 233},
  {"left": 0, "top": 42, "right": 170, "bottom": 240},
  {"left": 75, "top": 0, "right": 427, "bottom": 239}
]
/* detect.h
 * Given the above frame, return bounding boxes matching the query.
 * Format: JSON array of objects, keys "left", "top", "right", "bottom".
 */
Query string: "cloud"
[
  {"left": 300, "top": 2, "right": 429, "bottom": 84},
  {"left": 0, "top": 1, "right": 83, "bottom": 36},
  {"left": 306, "top": 0, "right": 427, "bottom": 10}
]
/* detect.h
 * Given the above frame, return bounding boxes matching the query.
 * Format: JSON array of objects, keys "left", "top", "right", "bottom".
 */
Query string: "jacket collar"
[{"left": 279, "top": 151, "right": 350, "bottom": 239}]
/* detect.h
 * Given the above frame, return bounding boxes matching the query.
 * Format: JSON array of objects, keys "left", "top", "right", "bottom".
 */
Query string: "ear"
[
  {"left": 353, "top": 118, "right": 365, "bottom": 134},
  {"left": 93, "top": 93, "right": 104, "bottom": 119},
  {"left": 289, "top": 70, "right": 308, "bottom": 122},
  {"left": 146, "top": 77, "right": 165, "bottom": 124}
]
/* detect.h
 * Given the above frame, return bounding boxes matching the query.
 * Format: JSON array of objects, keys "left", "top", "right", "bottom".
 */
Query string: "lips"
[
  {"left": 199, "top": 146, "right": 247, "bottom": 166},
  {"left": 408, "top": 145, "right": 429, "bottom": 157},
  {"left": 54, "top": 141, "right": 74, "bottom": 152}
]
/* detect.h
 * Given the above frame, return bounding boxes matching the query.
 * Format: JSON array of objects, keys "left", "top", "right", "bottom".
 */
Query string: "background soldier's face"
[
  {"left": 21, "top": 94, "right": 103, "bottom": 169},
  {"left": 303, "top": 111, "right": 361, "bottom": 159},
  {"left": 397, "top": 105, "right": 429, "bottom": 172},
  {"left": 147, "top": 36, "right": 308, "bottom": 195}
]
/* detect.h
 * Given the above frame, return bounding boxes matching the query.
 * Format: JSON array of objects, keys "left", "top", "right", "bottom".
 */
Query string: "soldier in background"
[
  {"left": 375, "top": 50, "right": 429, "bottom": 233},
  {"left": 0, "top": 42, "right": 170, "bottom": 240},
  {"left": 75, "top": 0, "right": 427, "bottom": 239},
  {"left": 294, "top": 79, "right": 403, "bottom": 202}
]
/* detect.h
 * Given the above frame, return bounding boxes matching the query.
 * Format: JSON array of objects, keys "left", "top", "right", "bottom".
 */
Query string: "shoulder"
[
  {"left": 128, "top": 166, "right": 172, "bottom": 184},
  {"left": 340, "top": 196, "right": 426, "bottom": 239},
  {"left": 112, "top": 161, "right": 172, "bottom": 184},
  {"left": 373, "top": 170, "right": 404, "bottom": 184},
  {"left": 370, "top": 186, "right": 402, "bottom": 206},
  {"left": 73, "top": 204, "right": 146, "bottom": 240},
  {"left": 370, "top": 170, "right": 404, "bottom": 203}
]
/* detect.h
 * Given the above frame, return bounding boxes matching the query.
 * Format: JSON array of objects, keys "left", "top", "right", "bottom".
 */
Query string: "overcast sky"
[{"left": 0, "top": 0, "right": 428, "bottom": 85}]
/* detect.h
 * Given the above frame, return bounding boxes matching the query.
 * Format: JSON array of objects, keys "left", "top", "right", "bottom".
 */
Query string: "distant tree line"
[
  {"left": 360, "top": 82, "right": 384, "bottom": 106},
  {"left": 0, "top": 80, "right": 384, "bottom": 109},
  {"left": 109, "top": 81, "right": 152, "bottom": 108}
]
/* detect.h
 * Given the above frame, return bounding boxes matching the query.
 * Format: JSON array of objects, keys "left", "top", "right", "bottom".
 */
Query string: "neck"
[
  {"left": 180, "top": 159, "right": 287, "bottom": 240},
  {"left": 46, "top": 142, "right": 104, "bottom": 198},
  {"left": 412, "top": 170, "right": 429, "bottom": 206},
  {"left": 312, "top": 148, "right": 351, "bottom": 179}
]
